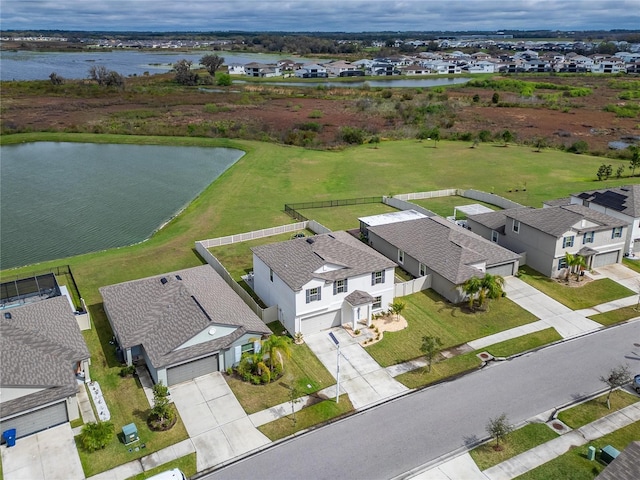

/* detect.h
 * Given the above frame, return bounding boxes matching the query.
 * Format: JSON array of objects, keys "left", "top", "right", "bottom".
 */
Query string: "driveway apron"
[{"left": 170, "top": 373, "right": 270, "bottom": 472}]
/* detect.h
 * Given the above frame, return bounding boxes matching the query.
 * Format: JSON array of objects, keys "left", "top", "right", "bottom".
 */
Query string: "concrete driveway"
[
  {"left": 304, "top": 328, "right": 408, "bottom": 409},
  {"left": 595, "top": 262, "right": 640, "bottom": 291},
  {"left": 169, "top": 373, "right": 270, "bottom": 472},
  {"left": 0, "top": 423, "right": 84, "bottom": 480}
]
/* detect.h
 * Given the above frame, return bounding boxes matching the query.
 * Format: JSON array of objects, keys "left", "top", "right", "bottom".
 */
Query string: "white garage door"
[
  {"left": 301, "top": 310, "right": 341, "bottom": 335},
  {"left": 486, "top": 262, "right": 516, "bottom": 277},
  {"left": 166, "top": 354, "right": 219, "bottom": 386},
  {"left": 1, "top": 401, "right": 68, "bottom": 441},
  {"left": 593, "top": 251, "right": 620, "bottom": 268}
]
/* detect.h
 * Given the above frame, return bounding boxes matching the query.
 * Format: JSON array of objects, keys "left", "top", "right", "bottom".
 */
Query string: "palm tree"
[
  {"left": 462, "top": 276, "right": 482, "bottom": 310},
  {"left": 389, "top": 299, "right": 406, "bottom": 321},
  {"left": 574, "top": 255, "right": 587, "bottom": 281},
  {"left": 238, "top": 350, "right": 269, "bottom": 377},
  {"left": 262, "top": 335, "right": 293, "bottom": 373},
  {"left": 564, "top": 252, "right": 575, "bottom": 281},
  {"left": 479, "top": 273, "right": 505, "bottom": 308}
]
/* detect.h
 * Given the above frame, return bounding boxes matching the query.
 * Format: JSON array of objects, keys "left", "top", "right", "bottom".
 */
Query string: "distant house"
[
  {"left": 244, "top": 62, "right": 282, "bottom": 78},
  {"left": 251, "top": 231, "right": 397, "bottom": 335},
  {"left": 227, "top": 63, "right": 245, "bottom": 75},
  {"left": 294, "top": 63, "right": 328, "bottom": 78},
  {"left": 325, "top": 60, "right": 358, "bottom": 77},
  {"left": 400, "top": 65, "right": 432, "bottom": 75},
  {"left": 467, "top": 204, "right": 627, "bottom": 278},
  {"left": 367, "top": 216, "right": 520, "bottom": 304},
  {"left": 100, "top": 265, "right": 271, "bottom": 387},
  {"left": 1, "top": 296, "right": 90, "bottom": 441}
]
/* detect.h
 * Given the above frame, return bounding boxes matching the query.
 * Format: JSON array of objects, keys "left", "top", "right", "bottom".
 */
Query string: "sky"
[{"left": 1, "top": 0, "right": 638, "bottom": 33}]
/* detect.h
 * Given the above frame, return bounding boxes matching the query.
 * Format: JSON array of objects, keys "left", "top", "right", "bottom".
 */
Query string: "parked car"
[
  {"left": 634, "top": 374, "right": 640, "bottom": 394},
  {"left": 148, "top": 469, "right": 186, "bottom": 480}
]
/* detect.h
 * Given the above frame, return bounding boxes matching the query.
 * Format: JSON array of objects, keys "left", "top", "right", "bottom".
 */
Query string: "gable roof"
[
  {"left": 99, "top": 265, "right": 270, "bottom": 369},
  {"left": 368, "top": 216, "right": 520, "bottom": 285},
  {"left": 0, "top": 296, "right": 90, "bottom": 418},
  {"left": 468, "top": 208, "right": 528, "bottom": 233},
  {"left": 505, "top": 204, "right": 627, "bottom": 237},
  {"left": 252, "top": 231, "right": 397, "bottom": 291},
  {"left": 574, "top": 185, "right": 640, "bottom": 217}
]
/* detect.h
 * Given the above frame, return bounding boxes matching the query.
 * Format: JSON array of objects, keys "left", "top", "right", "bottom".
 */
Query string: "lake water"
[
  {"left": 234, "top": 77, "right": 471, "bottom": 88},
  {"left": 0, "top": 50, "right": 331, "bottom": 81},
  {"left": 0, "top": 142, "right": 244, "bottom": 269}
]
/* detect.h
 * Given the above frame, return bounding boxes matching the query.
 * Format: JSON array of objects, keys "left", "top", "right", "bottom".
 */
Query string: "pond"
[{"left": 0, "top": 142, "right": 244, "bottom": 269}]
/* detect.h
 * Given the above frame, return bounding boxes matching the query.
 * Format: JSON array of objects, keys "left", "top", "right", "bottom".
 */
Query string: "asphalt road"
[{"left": 203, "top": 320, "right": 640, "bottom": 480}]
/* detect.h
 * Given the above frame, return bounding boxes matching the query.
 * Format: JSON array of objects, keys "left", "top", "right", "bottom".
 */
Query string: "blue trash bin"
[{"left": 3, "top": 428, "right": 16, "bottom": 447}]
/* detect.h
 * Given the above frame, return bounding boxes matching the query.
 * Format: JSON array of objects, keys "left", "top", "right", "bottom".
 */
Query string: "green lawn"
[
  {"left": 410, "top": 195, "right": 502, "bottom": 219},
  {"left": 470, "top": 423, "right": 559, "bottom": 471},
  {"left": 225, "top": 340, "right": 335, "bottom": 414},
  {"left": 516, "top": 421, "right": 640, "bottom": 480},
  {"left": 365, "top": 289, "right": 539, "bottom": 367},
  {"left": 588, "top": 306, "right": 640, "bottom": 326},
  {"left": 258, "top": 395, "right": 353, "bottom": 441},
  {"left": 296, "top": 203, "right": 398, "bottom": 231},
  {"left": 622, "top": 258, "right": 640, "bottom": 274},
  {"left": 517, "top": 266, "right": 635, "bottom": 310},
  {"left": 558, "top": 391, "right": 639, "bottom": 429},
  {"left": 485, "top": 328, "right": 562, "bottom": 358},
  {"left": 127, "top": 453, "right": 197, "bottom": 480},
  {"left": 395, "top": 351, "right": 481, "bottom": 389}
]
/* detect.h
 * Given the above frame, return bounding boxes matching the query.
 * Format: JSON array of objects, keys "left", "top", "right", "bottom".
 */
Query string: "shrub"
[
  {"left": 119, "top": 365, "right": 136, "bottom": 377},
  {"left": 568, "top": 140, "right": 589, "bottom": 154},
  {"left": 491, "top": 92, "right": 500, "bottom": 104},
  {"left": 340, "top": 126, "right": 366, "bottom": 144},
  {"left": 79, "top": 421, "right": 115, "bottom": 452},
  {"left": 308, "top": 110, "right": 323, "bottom": 119},
  {"left": 478, "top": 130, "right": 492, "bottom": 142},
  {"left": 216, "top": 73, "right": 232, "bottom": 86},
  {"left": 381, "top": 89, "right": 393, "bottom": 98}
]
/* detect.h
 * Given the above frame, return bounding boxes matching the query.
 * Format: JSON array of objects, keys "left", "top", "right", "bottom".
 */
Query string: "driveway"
[
  {"left": 304, "top": 328, "right": 408, "bottom": 409},
  {"left": 169, "top": 373, "right": 270, "bottom": 472},
  {"left": 594, "top": 263, "right": 640, "bottom": 291},
  {"left": 0, "top": 423, "right": 84, "bottom": 480}
]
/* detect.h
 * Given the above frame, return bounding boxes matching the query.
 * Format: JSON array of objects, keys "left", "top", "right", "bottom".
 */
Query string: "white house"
[
  {"left": 227, "top": 63, "right": 246, "bottom": 75},
  {"left": 251, "top": 231, "right": 397, "bottom": 335},
  {"left": 294, "top": 63, "right": 328, "bottom": 78},
  {"left": 244, "top": 62, "right": 282, "bottom": 77}
]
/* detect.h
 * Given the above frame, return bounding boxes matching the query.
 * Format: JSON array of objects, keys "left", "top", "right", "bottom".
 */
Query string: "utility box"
[
  {"left": 587, "top": 446, "right": 596, "bottom": 461},
  {"left": 601, "top": 445, "right": 620, "bottom": 464},
  {"left": 2, "top": 429, "right": 16, "bottom": 447},
  {"left": 122, "top": 423, "right": 139, "bottom": 445}
]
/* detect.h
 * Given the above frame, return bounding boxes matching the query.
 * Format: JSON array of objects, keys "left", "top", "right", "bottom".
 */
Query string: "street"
[{"left": 201, "top": 320, "right": 640, "bottom": 480}]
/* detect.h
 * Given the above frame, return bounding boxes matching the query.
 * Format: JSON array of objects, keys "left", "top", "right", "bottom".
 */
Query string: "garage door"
[
  {"left": 593, "top": 251, "right": 619, "bottom": 268},
  {"left": 301, "top": 310, "right": 341, "bottom": 335},
  {"left": 1, "top": 401, "right": 68, "bottom": 441},
  {"left": 166, "top": 354, "right": 218, "bottom": 386},
  {"left": 487, "top": 262, "right": 516, "bottom": 277}
]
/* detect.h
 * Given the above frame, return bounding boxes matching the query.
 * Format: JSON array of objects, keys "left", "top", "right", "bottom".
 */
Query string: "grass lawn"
[
  {"left": 622, "top": 258, "right": 640, "bottom": 274},
  {"left": 128, "top": 453, "right": 197, "bottom": 480},
  {"left": 258, "top": 394, "right": 353, "bottom": 441},
  {"left": 485, "top": 328, "right": 562, "bottom": 357},
  {"left": 410, "top": 195, "right": 502, "bottom": 219},
  {"left": 588, "top": 306, "right": 640, "bottom": 326},
  {"left": 225, "top": 341, "right": 335, "bottom": 414},
  {"left": 516, "top": 421, "right": 640, "bottom": 480},
  {"left": 558, "top": 390, "right": 639, "bottom": 429},
  {"left": 395, "top": 351, "right": 481, "bottom": 389},
  {"left": 296, "top": 202, "right": 398, "bottom": 231},
  {"left": 470, "top": 423, "right": 559, "bottom": 471},
  {"left": 517, "top": 266, "right": 635, "bottom": 310},
  {"left": 365, "top": 289, "right": 539, "bottom": 367}
]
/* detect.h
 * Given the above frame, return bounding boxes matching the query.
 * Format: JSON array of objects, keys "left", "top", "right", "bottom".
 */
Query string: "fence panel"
[
  {"left": 393, "top": 189, "right": 457, "bottom": 201},
  {"left": 198, "top": 221, "right": 308, "bottom": 249},
  {"left": 308, "top": 220, "right": 332, "bottom": 234},
  {"left": 284, "top": 197, "right": 383, "bottom": 220},
  {"left": 394, "top": 275, "right": 431, "bottom": 297},
  {"left": 461, "top": 189, "right": 524, "bottom": 210},
  {"left": 383, "top": 197, "right": 437, "bottom": 217}
]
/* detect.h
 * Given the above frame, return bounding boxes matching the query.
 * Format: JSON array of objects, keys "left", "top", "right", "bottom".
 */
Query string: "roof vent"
[
  {"left": 4, "top": 312, "right": 11, "bottom": 320},
  {"left": 175, "top": 275, "right": 182, "bottom": 281},
  {"left": 160, "top": 277, "right": 168, "bottom": 285},
  {"left": 306, "top": 238, "right": 315, "bottom": 244},
  {"left": 328, "top": 234, "right": 335, "bottom": 239}
]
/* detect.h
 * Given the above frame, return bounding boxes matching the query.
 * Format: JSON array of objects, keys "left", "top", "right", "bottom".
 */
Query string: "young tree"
[
  {"left": 88, "top": 65, "right": 124, "bottom": 88},
  {"left": 150, "top": 381, "right": 174, "bottom": 427},
  {"left": 629, "top": 145, "right": 640, "bottom": 176},
  {"left": 600, "top": 364, "right": 632, "bottom": 409},
  {"left": 430, "top": 127, "right": 441, "bottom": 148},
  {"left": 501, "top": 129, "right": 514, "bottom": 146},
  {"left": 173, "top": 59, "right": 199, "bottom": 86},
  {"left": 389, "top": 299, "right": 406, "bottom": 321},
  {"left": 79, "top": 421, "right": 115, "bottom": 452},
  {"left": 486, "top": 413, "right": 513, "bottom": 450},
  {"left": 420, "top": 335, "right": 443, "bottom": 372},
  {"left": 200, "top": 54, "right": 225, "bottom": 76},
  {"left": 262, "top": 335, "right": 293, "bottom": 373},
  {"left": 616, "top": 164, "right": 625, "bottom": 179},
  {"left": 533, "top": 136, "right": 548, "bottom": 152},
  {"left": 491, "top": 92, "right": 500, "bottom": 104}
]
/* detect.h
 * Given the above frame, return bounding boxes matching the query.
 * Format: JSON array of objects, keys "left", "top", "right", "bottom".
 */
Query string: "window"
[
  {"left": 305, "top": 287, "right": 321, "bottom": 303},
  {"left": 269, "top": 268, "right": 273, "bottom": 282},
  {"left": 419, "top": 263, "right": 427, "bottom": 277},
  {"left": 583, "top": 231, "right": 594, "bottom": 244},
  {"left": 373, "top": 296, "right": 382, "bottom": 309},
  {"left": 398, "top": 249, "right": 404, "bottom": 264},
  {"left": 562, "top": 236, "right": 574, "bottom": 248},
  {"left": 371, "top": 270, "right": 385, "bottom": 285},
  {"left": 512, "top": 220, "right": 520, "bottom": 233},
  {"left": 241, "top": 343, "right": 254, "bottom": 355},
  {"left": 333, "top": 279, "right": 348, "bottom": 295},
  {"left": 491, "top": 230, "right": 499, "bottom": 243},
  {"left": 612, "top": 227, "right": 623, "bottom": 239},
  {"left": 558, "top": 257, "right": 567, "bottom": 270}
]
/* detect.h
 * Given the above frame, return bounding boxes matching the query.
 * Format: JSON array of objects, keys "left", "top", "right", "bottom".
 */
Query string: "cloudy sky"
[{"left": 1, "top": 0, "right": 638, "bottom": 32}]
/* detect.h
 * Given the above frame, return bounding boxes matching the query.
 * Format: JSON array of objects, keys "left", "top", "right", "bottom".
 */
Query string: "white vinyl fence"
[{"left": 394, "top": 275, "right": 432, "bottom": 297}]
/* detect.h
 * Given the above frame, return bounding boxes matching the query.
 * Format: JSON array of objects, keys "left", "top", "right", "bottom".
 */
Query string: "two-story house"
[
  {"left": 251, "top": 231, "right": 397, "bottom": 335},
  {"left": 294, "top": 64, "right": 328, "bottom": 78},
  {"left": 467, "top": 204, "right": 628, "bottom": 278}
]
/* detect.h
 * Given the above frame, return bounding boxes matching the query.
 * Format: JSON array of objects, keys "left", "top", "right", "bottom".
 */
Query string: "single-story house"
[
  {"left": 563, "top": 185, "right": 640, "bottom": 255},
  {"left": 467, "top": 204, "right": 627, "bottom": 278},
  {"left": 100, "top": 265, "right": 271, "bottom": 387},
  {"left": 366, "top": 216, "right": 520, "bottom": 304},
  {"left": 1, "top": 296, "right": 90, "bottom": 441},
  {"left": 251, "top": 231, "right": 397, "bottom": 335}
]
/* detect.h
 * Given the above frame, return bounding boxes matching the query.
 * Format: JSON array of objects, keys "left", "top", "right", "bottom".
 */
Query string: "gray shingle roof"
[
  {"left": 0, "top": 296, "right": 90, "bottom": 418},
  {"left": 506, "top": 204, "right": 627, "bottom": 237},
  {"left": 468, "top": 208, "right": 528, "bottom": 232},
  {"left": 345, "top": 290, "right": 375, "bottom": 306},
  {"left": 574, "top": 184, "right": 640, "bottom": 217},
  {"left": 99, "top": 265, "right": 271, "bottom": 369},
  {"left": 368, "top": 216, "right": 520, "bottom": 285},
  {"left": 596, "top": 441, "right": 640, "bottom": 480},
  {"left": 251, "top": 231, "right": 397, "bottom": 291}
]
